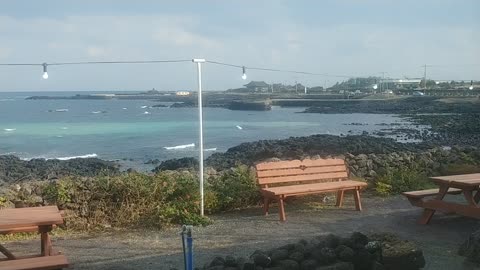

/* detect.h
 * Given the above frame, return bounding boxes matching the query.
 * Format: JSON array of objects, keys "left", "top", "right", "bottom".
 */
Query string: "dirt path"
[{"left": 3, "top": 195, "right": 480, "bottom": 269}]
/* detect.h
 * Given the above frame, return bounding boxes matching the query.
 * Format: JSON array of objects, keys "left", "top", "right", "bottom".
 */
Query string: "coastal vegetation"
[{"left": 1, "top": 96, "right": 480, "bottom": 229}]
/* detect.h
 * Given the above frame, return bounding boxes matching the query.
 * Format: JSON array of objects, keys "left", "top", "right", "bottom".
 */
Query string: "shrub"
[
  {"left": 35, "top": 166, "right": 262, "bottom": 230},
  {"left": 208, "top": 165, "right": 260, "bottom": 212},
  {"left": 439, "top": 163, "right": 480, "bottom": 176},
  {"left": 374, "top": 166, "right": 434, "bottom": 196},
  {"left": 42, "top": 171, "right": 211, "bottom": 229}
]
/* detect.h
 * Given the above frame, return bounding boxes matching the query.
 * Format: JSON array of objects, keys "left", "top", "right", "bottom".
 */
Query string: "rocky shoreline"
[{"left": 1, "top": 97, "right": 479, "bottom": 185}]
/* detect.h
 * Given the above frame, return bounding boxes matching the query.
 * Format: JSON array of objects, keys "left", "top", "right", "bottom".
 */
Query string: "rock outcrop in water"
[{"left": 0, "top": 155, "right": 119, "bottom": 185}]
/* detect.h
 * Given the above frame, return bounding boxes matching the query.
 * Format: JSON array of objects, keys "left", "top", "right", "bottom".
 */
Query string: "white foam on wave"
[
  {"left": 122, "top": 108, "right": 127, "bottom": 110},
  {"left": 91, "top": 111, "right": 102, "bottom": 114},
  {"left": 0, "top": 99, "right": 14, "bottom": 101},
  {"left": 164, "top": 143, "right": 195, "bottom": 150},
  {"left": 60, "top": 127, "right": 69, "bottom": 130},
  {"left": 236, "top": 125, "right": 243, "bottom": 130},
  {"left": 204, "top": 148, "right": 217, "bottom": 152},
  {"left": 3, "top": 128, "right": 16, "bottom": 132},
  {"left": 55, "top": 109, "right": 69, "bottom": 112},
  {"left": 141, "top": 105, "right": 148, "bottom": 109},
  {"left": 21, "top": 153, "right": 98, "bottom": 161},
  {"left": 144, "top": 111, "right": 150, "bottom": 114}
]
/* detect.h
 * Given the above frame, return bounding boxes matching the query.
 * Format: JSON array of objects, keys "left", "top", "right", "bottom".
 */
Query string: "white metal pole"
[{"left": 193, "top": 58, "right": 205, "bottom": 216}]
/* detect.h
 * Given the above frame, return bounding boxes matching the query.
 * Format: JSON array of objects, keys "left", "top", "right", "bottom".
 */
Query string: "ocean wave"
[
  {"left": 21, "top": 153, "right": 98, "bottom": 161},
  {"left": 141, "top": 105, "right": 148, "bottom": 109},
  {"left": 0, "top": 99, "right": 14, "bottom": 101},
  {"left": 3, "top": 128, "right": 16, "bottom": 132},
  {"left": 164, "top": 143, "right": 195, "bottom": 150},
  {"left": 91, "top": 111, "right": 107, "bottom": 114},
  {"left": 236, "top": 125, "right": 243, "bottom": 130},
  {"left": 144, "top": 111, "right": 150, "bottom": 114},
  {"left": 204, "top": 148, "right": 217, "bottom": 152},
  {"left": 48, "top": 109, "right": 69, "bottom": 112},
  {"left": 60, "top": 127, "right": 69, "bottom": 130}
]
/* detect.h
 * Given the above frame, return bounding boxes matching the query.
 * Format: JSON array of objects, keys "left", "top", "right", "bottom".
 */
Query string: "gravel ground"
[{"left": 3, "top": 194, "right": 480, "bottom": 269}]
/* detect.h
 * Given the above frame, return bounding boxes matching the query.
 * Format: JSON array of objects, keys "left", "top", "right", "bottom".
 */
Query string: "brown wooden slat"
[
  {"left": 0, "top": 255, "right": 69, "bottom": 270},
  {"left": 261, "top": 180, "right": 367, "bottom": 196},
  {"left": 0, "top": 207, "right": 63, "bottom": 230},
  {"left": 256, "top": 165, "right": 347, "bottom": 178},
  {"left": 258, "top": 171, "right": 348, "bottom": 185},
  {"left": 256, "top": 158, "right": 345, "bottom": 171},
  {"left": 402, "top": 188, "right": 462, "bottom": 198},
  {"left": 430, "top": 173, "right": 480, "bottom": 182}
]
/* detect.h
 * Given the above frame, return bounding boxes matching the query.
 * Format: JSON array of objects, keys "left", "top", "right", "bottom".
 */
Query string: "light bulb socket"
[
  {"left": 42, "top": 63, "right": 48, "bottom": 73},
  {"left": 242, "top": 66, "right": 246, "bottom": 76}
]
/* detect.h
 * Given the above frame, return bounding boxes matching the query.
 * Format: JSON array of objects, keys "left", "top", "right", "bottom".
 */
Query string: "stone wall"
[{"left": 341, "top": 146, "right": 480, "bottom": 180}]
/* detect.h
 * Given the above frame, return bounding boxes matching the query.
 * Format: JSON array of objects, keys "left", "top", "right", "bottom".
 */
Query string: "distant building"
[
  {"left": 384, "top": 79, "right": 421, "bottom": 89},
  {"left": 176, "top": 91, "right": 191, "bottom": 96},
  {"left": 244, "top": 81, "right": 270, "bottom": 92}
]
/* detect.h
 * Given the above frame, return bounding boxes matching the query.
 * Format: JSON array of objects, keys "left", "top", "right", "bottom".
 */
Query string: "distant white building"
[
  {"left": 384, "top": 79, "right": 421, "bottom": 89},
  {"left": 176, "top": 91, "right": 191, "bottom": 96}
]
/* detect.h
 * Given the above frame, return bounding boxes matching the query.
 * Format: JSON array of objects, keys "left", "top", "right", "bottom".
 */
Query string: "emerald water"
[{"left": 0, "top": 91, "right": 419, "bottom": 170}]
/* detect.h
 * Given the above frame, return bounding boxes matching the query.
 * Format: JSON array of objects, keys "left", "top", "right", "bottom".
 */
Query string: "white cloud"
[
  {"left": 86, "top": 46, "right": 108, "bottom": 57},
  {"left": 0, "top": 11, "right": 478, "bottom": 91}
]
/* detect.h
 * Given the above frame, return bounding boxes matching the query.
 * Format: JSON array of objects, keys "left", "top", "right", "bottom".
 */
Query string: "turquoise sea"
[{"left": 0, "top": 91, "right": 419, "bottom": 170}]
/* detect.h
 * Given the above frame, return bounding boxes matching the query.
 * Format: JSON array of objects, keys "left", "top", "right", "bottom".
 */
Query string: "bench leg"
[
  {"left": 263, "top": 197, "right": 270, "bottom": 216},
  {"left": 278, "top": 196, "right": 286, "bottom": 222},
  {"left": 418, "top": 185, "right": 450, "bottom": 225},
  {"left": 40, "top": 225, "right": 53, "bottom": 256},
  {"left": 418, "top": 209, "right": 435, "bottom": 225},
  {"left": 353, "top": 189, "right": 362, "bottom": 211},
  {"left": 0, "top": 244, "right": 16, "bottom": 260},
  {"left": 336, "top": 190, "right": 345, "bottom": 207}
]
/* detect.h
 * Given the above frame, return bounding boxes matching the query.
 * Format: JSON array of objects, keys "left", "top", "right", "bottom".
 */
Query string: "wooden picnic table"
[
  {"left": 405, "top": 173, "right": 480, "bottom": 225},
  {"left": 0, "top": 206, "right": 64, "bottom": 260}
]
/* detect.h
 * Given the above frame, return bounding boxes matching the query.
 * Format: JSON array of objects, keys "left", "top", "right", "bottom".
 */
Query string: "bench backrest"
[{"left": 255, "top": 158, "right": 348, "bottom": 188}]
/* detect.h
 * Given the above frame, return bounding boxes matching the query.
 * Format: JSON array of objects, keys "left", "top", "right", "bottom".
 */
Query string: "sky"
[{"left": 0, "top": 0, "right": 479, "bottom": 92}]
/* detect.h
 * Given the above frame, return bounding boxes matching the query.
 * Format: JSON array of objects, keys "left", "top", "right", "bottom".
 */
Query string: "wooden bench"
[
  {"left": 0, "top": 255, "right": 69, "bottom": 270},
  {"left": 403, "top": 188, "right": 463, "bottom": 207},
  {"left": 256, "top": 158, "right": 368, "bottom": 221}
]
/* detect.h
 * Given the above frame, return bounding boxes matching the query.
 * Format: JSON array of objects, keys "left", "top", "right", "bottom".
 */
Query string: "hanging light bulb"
[
  {"left": 42, "top": 63, "right": 48, "bottom": 79},
  {"left": 373, "top": 84, "right": 378, "bottom": 90},
  {"left": 469, "top": 80, "right": 474, "bottom": 90},
  {"left": 241, "top": 66, "right": 247, "bottom": 80}
]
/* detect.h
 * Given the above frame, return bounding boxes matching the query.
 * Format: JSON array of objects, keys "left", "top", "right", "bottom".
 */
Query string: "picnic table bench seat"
[
  {"left": 0, "top": 255, "right": 69, "bottom": 270},
  {"left": 402, "top": 174, "right": 480, "bottom": 224},
  {"left": 403, "top": 188, "right": 462, "bottom": 199},
  {"left": 256, "top": 158, "right": 367, "bottom": 221}
]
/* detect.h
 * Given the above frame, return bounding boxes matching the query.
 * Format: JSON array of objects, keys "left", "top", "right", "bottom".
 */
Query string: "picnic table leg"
[
  {"left": 418, "top": 185, "right": 449, "bottom": 225},
  {"left": 336, "top": 190, "right": 345, "bottom": 207},
  {"left": 263, "top": 197, "right": 270, "bottom": 216},
  {"left": 474, "top": 190, "right": 480, "bottom": 204},
  {"left": 39, "top": 225, "right": 53, "bottom": 256},
  {"left": 463, "top": 190, "right": 478, "bottom": 207},
  {"left": 278, "top": 196, "right": 286, "bottom": 222},
  {"left": 353, "top": 189, "right": 362, "bottom": 211},
  {"left": 0, "top": 244, "right": 16, "bottom": 260}
]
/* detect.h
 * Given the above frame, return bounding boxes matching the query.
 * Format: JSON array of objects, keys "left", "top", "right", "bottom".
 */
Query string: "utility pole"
[
  {"left": 380, "top": 72, "right": 387, "bottom": 93},
  {"left": 423, "top": 64, "right": 427, "bottom": 93}
]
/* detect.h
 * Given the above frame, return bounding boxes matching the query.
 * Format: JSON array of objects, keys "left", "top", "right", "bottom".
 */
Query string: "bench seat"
[
  {"left": 262, "top": 180, "right": 367, "bottom": 197},
  {"left": 256, "top": 158, "right": 367, "bottom": 221},
  {"left": 0, "top": 255, "right": 69, "bottom": 270},
  {"left": 403, "top": 188, "right": 462, "bottom": 199}
]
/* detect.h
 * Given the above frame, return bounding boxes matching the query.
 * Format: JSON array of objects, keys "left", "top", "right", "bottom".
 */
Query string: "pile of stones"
[{"left": 197, "top": 232, "right": 425, "bottom": 270}]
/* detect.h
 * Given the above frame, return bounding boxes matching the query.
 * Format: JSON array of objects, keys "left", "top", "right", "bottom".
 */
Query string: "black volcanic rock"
[
  {"left": 152, "top": 157, "right": 199, "bottom": 172},
  {"left": 0, "top": 155, "right": 119, "bottom": 184}
]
